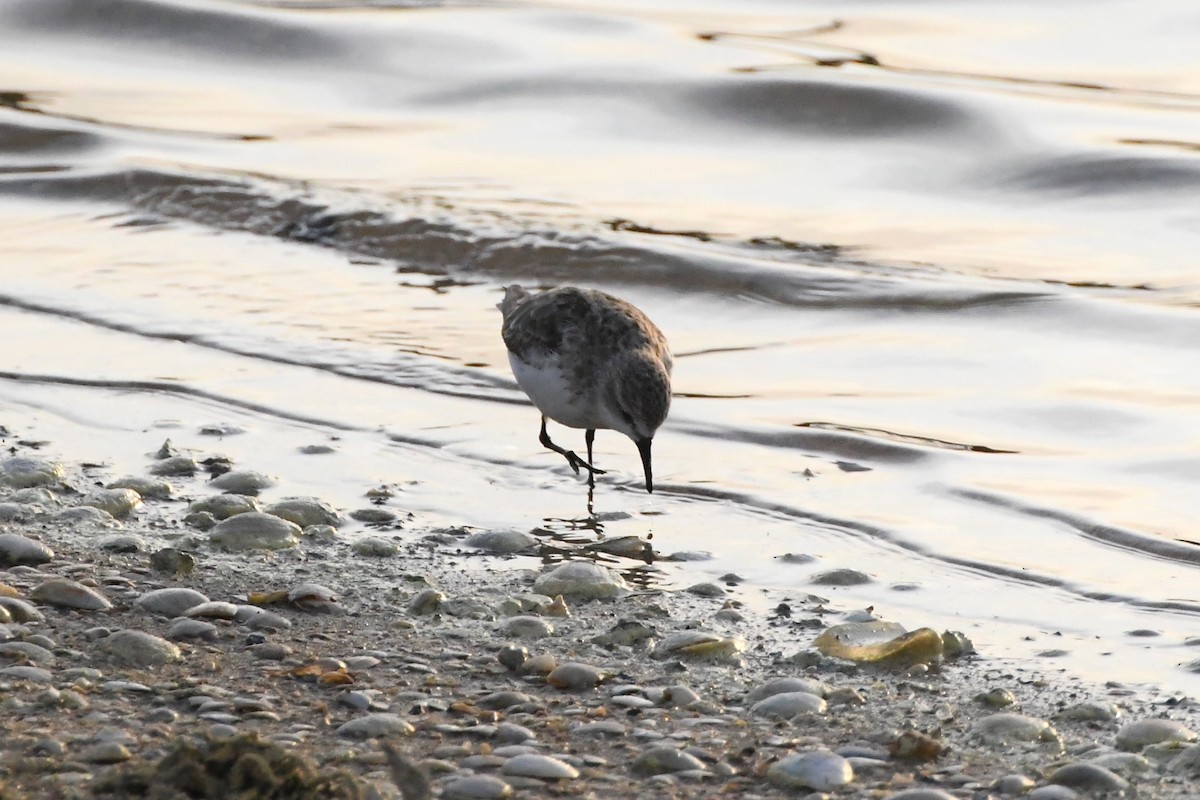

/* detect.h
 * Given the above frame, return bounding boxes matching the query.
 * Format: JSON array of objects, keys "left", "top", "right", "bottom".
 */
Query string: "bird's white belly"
[{"left": 509, "top": 353, "right": 600, "bottom": 429}]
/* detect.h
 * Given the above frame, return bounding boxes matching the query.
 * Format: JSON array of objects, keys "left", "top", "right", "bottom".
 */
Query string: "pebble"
[
  {"left": 746, "top": 676, "right": 830, "bottom": 702},
  {"left": 497, "top": 644, "right": 528, "bottom": 671},
  {"left": 750, "top": 691, "right": 827, "bottom": 718},
  {"left": 575, "top": 720, "right": 627, "bottom": 737},
  {"left": 1047, "top": 762, "right": 1129, "bottom": 794},
  {"left": 661, "top": 685, "right": 702, "bottom": 708},
  {"left": 351, "top": 536, "right": 400, "bottom": 557},
  {"left": 631, "top": 745, "right": 707, "bottom": 775},
  {"left": 685, "top": 581, "right": 725, "bottom": 597},
  {"left": 1056, "top": 701, "right": 1119, "bottom": 722},
  {"left": 1115, "top": 718, "right": 1197, "bottom": 750},
  {"left": 407, "top": 588, "right": 445, "bottom": 615},
  {"left": 811, "top": 568, "right": 872, "bottom": 586},
  {"left": 150, "top": 456, "right": 198, "bottom": 476},
  {"left": 884, "top": 790, "right": 960, "bottom": 800},
  {"left": 500, "top": 753, "right": 580, "bottom": 780},
  {"left": 31, "top": 578, "right": 113, "bottom": 610},
  {"left": 185, "top": 601, "right": 239, "bottom": 619},
  {"left": 209, "top": 470, "right": 276, "bottom": 495},
  {"left": 107, "top": 475, "right": 172, "bottom": 499},
  {"left": 235, "top": 606, "right": 292, "bottom": 630},
  {"left": 150, "top": 548, "right": 196, "bottom": 575},
  {"left": 0, "top": 456, "right": 64, "bottom": 488},
  {"left": 0, "top": 597, "right": 43, "bottom": 622},
  {"left": 973, "top": 712, "right": 1061, "bottom": 746},
  {"left": 0, "top": 641, "right": 56, "bottom": 664},
  {"left": 1026, "top": 786, "right": 1080, "bottom": 799},
  {"left": 0, "top": 502, "right": 38, "bottom": 522},
  {"left": 95, "top": 533, "right": 147, "bottom": 552},
  {"left": 79, "top": 741, "right": 133, "bottom": 764},
  {"left": 264, "top": 497, "right": 344, "bottom": 528},
  {"left": 467, "top": 529, "right": 537, "bottom": 554},
  {"left": 477, "top": 691, "right": 536, "bottom": 710},
  {"left": 992, "top": 773, "right": 1036, "bottom": 795},
  {"left": 442, "top": 774, "right": 514, "bottom": 799},
  {"left": 1087, "top": 752, "right": 1152, "bottom": 775},
  {"left": 288, "top": 582, "right": 341, "bottom": 613},
  {"left": 54, "top": 506, "right": 118, "bottom": 525},
  {"left": 167, "top": 618, "right": 219, "bottom": 641},
  {"left": 0, "top": 532, "right": 55, "bottom": 566},
  {"left": 336, "top": 713, "right": 415, "bottom": 739},
  {"left": 503, "top": 615, "right": 554, "bottom": 639},
  {"left": 189, "top": 495, "right": 261, "bottom": 521},
  {"left": 0, "top": 665, "right": 54, "bottom": 683},
  {"left": 209, "top": 512, "right": 300, "bottom": 551},
  {"left": 135, "top": 587, "right": 210, "bottom": 617},
  {"left": 767, "top": 749, "right": 854, "bottom": 791},
  {"left": 351, "top": 508, "right": 397, "bottom": 524},
  {"left": 81, "top": 488, "right": 142, "bottom": 518},
  {"left": 532, "top": 561, "right": 628, "bottom": 600},
  {"left": 1168, "top": 744, "right": 1200, "bottom": 776},
  {"left": 651, "top": 630, "right": 745, "bottom": 662},
  {"left": 100, "top": 629, "right": 181, "bottom": 666},
  {"left": 547, "top": 662, "right": 607, "bottom": 690}
]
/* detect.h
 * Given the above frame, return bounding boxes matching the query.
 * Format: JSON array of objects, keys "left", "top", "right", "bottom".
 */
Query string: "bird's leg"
[
  {"left": 539, "top": 417, "right": 606, "bottom": 476},
  {"left": 585, "top": 429, "right": 597, "bottom": 490}
]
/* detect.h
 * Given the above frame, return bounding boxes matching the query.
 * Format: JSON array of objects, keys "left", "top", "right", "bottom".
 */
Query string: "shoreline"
[{"left": 1, "top": 424, "right": 1199, "bottom": 798}]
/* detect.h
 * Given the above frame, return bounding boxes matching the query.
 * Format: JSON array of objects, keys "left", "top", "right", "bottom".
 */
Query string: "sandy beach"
[{"left": 2, "top": 421, "right": 1199, "bottom": 799}]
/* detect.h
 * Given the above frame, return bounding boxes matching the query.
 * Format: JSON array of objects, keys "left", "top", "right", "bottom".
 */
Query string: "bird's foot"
[{"left": 563, "top": 451, "right": 606, "bottom": 476}]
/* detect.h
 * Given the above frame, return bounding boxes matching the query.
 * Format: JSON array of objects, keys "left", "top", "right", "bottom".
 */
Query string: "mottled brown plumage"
[{"left": 499, "top": 285, "right": 672, "bottom": 494}]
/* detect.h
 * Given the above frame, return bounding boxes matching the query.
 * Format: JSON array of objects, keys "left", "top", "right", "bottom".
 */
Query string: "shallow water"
[{"left": 2, "top": 0, "right": 1199, "bottom": 690}]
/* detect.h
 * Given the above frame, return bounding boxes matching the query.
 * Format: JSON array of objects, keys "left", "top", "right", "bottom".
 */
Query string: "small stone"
[
  {"left": 533, "top": 561, "right": 628, "bottom": 600},
  {"left": 31, "top": 578, "right": 112, "bottom": 610},
  {"left": 632, "top": 746, "right": 707, "bottom": 776},
  {"left": 497, "top": 644, "right": 528, "bottom": 671},
  {"left": 336, "top": 713, "right": 415, "bottom": 739},
  {"left": 236, "top": 606, "right": 292, "bottom": 630},
  {"left": 1056, "top": 701, "right": 1119, "bottom": 722},
  {"left": 811, "top": 568, "right": 871, "bottom": 586},
  {"left": 288, "top": 582, "right": 341, "bottom": 613},
  {"left": 547, "top": 662, "right": 607, "bottom": 690},
  {"left": 1168, "top": 744, "right": 1200, "bottom": 777},
  {"left": 100, "top": 629, "right": 181, "bottom": 666},
  {"left": 442, "top": 774, "right": 513, "bottom": 799},
  {"left": 81, "top": 488, "right": 141, "bottom": 518},
  {"left": 883, "top": 790, "right": 961, "bottom": 800},
  {"left": 0, "top": 456, "right": 64, "bottom": 488},
  {"left": 167, "top": 618, "right": 219, "bottom": 641},
  {"left": 407, "top": 588, "right": 445, "bottom": 615},
  {"left": 80, "top": 741, "right": 132, "bottom": 764},
  {"left": 1047, "top": 763, "right": 1128, "bottom": 794},
  {"left": 750, "top": 691, "right": 827, "bottom": 718},
  {"left": 265, "top": 497, "right": 344, "bottom": 528},
  {"left": 746, "top": 677, "right": 829, "bottom": 702},
  {"left": 0, "top": 665, "right": 53, "bottom": 683},
  {"left": 54, "top": 506, "right": 118, "bottom": 525},
  {"left": 150, "top": 548, "right": 196, "bottom": 575},
  {"left": 1116, "top": 718, "right": 1197, "bottom": 750},
  {"left": 467, "top": 529, "right": 537, "bottom": 554},
  {"left": 107, "top": 476, "right": 172, "bottom": 499},
  {"left": 134, "top": 587, "right": 210, "bottom": 617},
  {"left": 1026, "top": 787, "right": 1080, "bottom": 800},
  {"left": 973, "top": 713, "right": 1061, "bottom": 746},
  {"left": 0, "top": 533, "right": 55, "bottom": 566},
  {"left": 352, "top": 536, "right": 399, "bottom": 557},
  {"left": 993, "top": 774, "right": 1036, "bottom": 795},
  {"left": 209, "top": 512, "right": 300, "bottom": 550},
  {"left": 503, "top": 616, "right": 554, "bottom": 639},
  {"left": 651, "top": 630, "right": 745, "bottom": 662},
  {"left": 0, "top": 641, "right": 55, "bottom": 664},
  {"left": 150, "top": 456, "right": 198, "bottom": 476},
  {"left": 95, "top": 533, "right": 147, "bottom": 552},
  {"left": 0, "top": 597, "right": 43, "bottom": 622},
  {"left": 767, "top": 749, "right": 854, "bottom": 791},
  {"left": 187, "top": 494, "right": 259, "bottom": 520},
  {"left": 685, "top": 581, "right": 725, "bottom": 597},
  {"left": 209, "top": 470, "right": 276, "bottom": 495},
  {"left": 501, "top": 753, "right": 579, "bottom": 780},
  {"left": 351, "top": 507, "right": 397, "bottom": 524}
]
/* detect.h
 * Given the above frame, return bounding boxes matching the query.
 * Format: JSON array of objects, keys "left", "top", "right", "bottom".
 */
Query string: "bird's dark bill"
[{"left": 637, "top": 437, "right": 654, "bottom": 493}]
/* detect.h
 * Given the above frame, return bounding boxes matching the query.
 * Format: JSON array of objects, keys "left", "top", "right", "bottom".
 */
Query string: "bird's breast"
[{"left": 509, "top": 352, "right": 606, "bottom": 430}]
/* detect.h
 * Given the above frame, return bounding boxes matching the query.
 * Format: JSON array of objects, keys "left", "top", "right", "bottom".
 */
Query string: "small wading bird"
[{"left": 499, "top": 285, "right": 672, "bottom": 495}]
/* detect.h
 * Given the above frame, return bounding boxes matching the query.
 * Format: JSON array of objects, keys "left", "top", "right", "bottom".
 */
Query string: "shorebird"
[{"left": 499, "top": 285, "right": 672, "bottom": 493}]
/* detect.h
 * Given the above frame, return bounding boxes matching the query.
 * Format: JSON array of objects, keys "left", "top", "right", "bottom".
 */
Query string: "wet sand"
[{"left": 2, "top": 420, "right": 1200, "bottom": 798}]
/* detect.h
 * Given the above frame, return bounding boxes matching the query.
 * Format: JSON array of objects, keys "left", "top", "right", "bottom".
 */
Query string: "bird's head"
[{"left": 604, "top": 350, "right": 671, "bottom": 492}]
